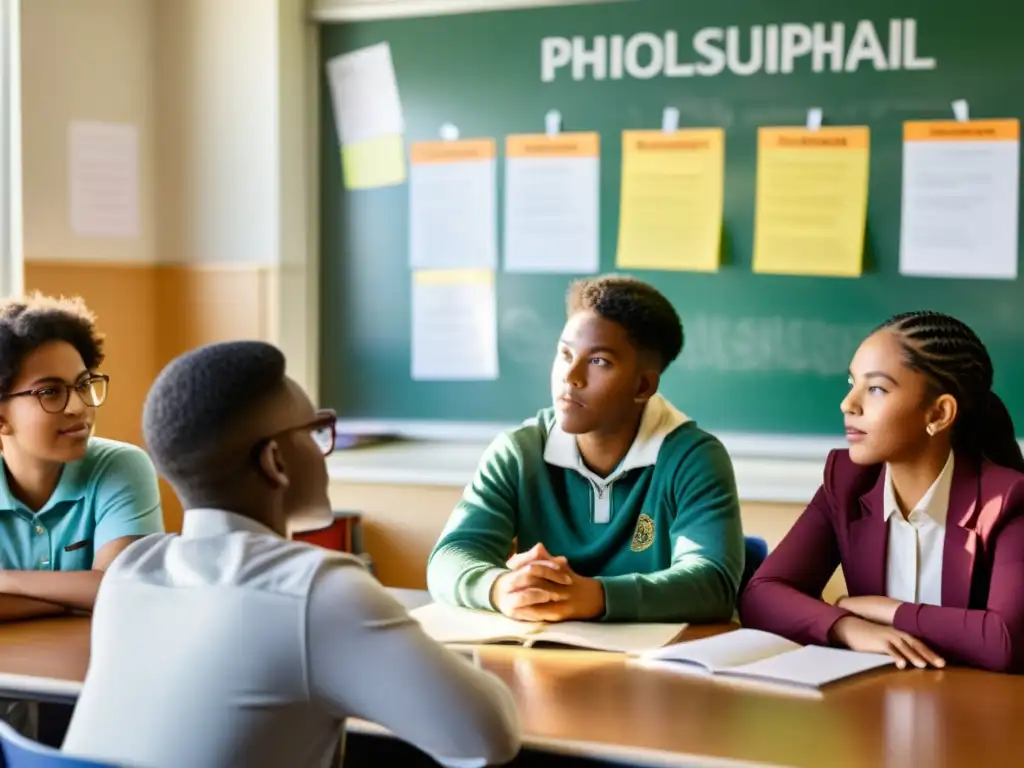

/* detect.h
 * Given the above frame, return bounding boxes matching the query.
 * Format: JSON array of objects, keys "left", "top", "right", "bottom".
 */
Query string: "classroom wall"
[
  {"left": 19, "top": 0, "right": 826, "bottom": 596},
  {"left": 20, "top": 0, "right": 318, "bottom": 532},
  {"left": 21, "top": 0, "right": 159, "bottom": 451}
]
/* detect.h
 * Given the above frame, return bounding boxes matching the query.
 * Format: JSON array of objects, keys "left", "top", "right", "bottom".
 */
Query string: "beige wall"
[
  {"left": 19, "top": 0, "right": 316, "bottom": 532},
  {"left": 21, "top": 0, "right": 157, "bottom": 265}
]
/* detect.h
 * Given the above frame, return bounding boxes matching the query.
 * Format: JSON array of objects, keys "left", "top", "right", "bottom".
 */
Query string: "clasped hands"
[
  {"left": 489, "top": 543, "right": 605, "bottom": 622},
  {"left": 831, "top": 595, "right": 946, "bottom": 671}
]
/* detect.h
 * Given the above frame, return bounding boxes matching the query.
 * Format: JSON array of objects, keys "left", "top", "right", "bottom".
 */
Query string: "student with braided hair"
[{"left": 740, "top": 311, "right": 1024, "bottom": 673}]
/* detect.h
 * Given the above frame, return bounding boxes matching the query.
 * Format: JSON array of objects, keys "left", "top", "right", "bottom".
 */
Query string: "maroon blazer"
[{"left": 739, "top": 449, "right": 1024, "bottom": 673}]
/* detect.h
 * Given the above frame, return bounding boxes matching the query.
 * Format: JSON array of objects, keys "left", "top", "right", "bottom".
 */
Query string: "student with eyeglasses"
[
  {"left": 63, "top": 340, "right": 520, "bottom": 768},
  {"left": 0, "top": 293, "right": 162, "bottom": 619},
  {"left": 0, "top": 293, "right": 163, "bottom": 742}
]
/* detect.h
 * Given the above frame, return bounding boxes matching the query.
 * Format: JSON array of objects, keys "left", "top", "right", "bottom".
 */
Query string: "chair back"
[
  {"left": 0, "top": 718, "right": 125, "bottom": 768},
  {"left": 740, "top": 536, "right": 769, "bottom": 595}
]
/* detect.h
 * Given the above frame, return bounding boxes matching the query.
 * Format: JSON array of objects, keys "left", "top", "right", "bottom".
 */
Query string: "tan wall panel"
[{"left": 155, "top": 265, "right": 271, "bottom": 365}]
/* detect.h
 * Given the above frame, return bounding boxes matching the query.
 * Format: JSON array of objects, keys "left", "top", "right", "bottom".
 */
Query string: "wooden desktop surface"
[{"left": 1, "top": 614, "right": 1022, "bottom": 767}]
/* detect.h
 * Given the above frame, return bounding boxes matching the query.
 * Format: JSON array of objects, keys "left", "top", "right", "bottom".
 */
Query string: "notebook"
[
  {"left": 634, "top": 628, "right": 894, "bottom": 690},
  {"left": 409, "top": 601, "right": 685, "bottom": 654}
]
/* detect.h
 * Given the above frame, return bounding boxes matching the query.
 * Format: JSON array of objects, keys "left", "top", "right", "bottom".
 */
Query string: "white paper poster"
[
  {"left": 325, "top": 42, "right": 404, "bottom": 146},
  {"left": 899, "top": 119, "right": 1020, "bottom": 280},
  {"left": 410, "top": 139, "right": 497, "bottom": 270},
  {"left": 504, "top": 133, "right": 600, "bottom": 273},
  {"left": 68, "top": 121, "right": 140, "bottom": 238},
  {"left": 412, "top": 270, "right": 498, "bottom": 381}
]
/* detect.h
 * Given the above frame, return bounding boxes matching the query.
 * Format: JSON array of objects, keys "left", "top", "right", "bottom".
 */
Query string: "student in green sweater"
[{"left": 427, "top": 275, "right": 744, "bottom": 623}]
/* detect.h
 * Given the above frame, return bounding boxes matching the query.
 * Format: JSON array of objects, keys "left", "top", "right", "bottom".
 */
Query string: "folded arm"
[
  {"left": 0, "top": 535, "right": 142, "bottom": 612},
  {"left": 0, "top": 593, "right": 66, "bottom": 621},
  {"left": 426, "top": 435, "right": 519, "bottom": 611},
  {"left": 597, "top": 437, "right": 744, "bottom": 623},
  {"left": 0, "top": 446, "right": 163, "bottom": 614},
  {"left": 892, "top": 510, "right": 1024, "bottom": 673},
  {"left": 311, "top": 561, "right": 520, "bottom": 767},
  {"left": 738, "top": 485, "right": 851, "bottom": 645}
]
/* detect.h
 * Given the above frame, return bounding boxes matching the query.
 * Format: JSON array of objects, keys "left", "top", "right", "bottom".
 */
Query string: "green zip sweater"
[{"left": 426, "top": 395, "right": 744, "bottom": 622}]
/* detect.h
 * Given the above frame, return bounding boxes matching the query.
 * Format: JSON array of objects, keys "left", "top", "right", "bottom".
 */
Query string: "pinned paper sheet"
[
  {"left": 616, "top": 129, "right": 725, "bottom": 272},
  {"left": 504, "top": 133, "right": 600, "bottom": 273},
  {"left": 752, "top": 127, "right": 870, "bottom": 277},
  {"left": 899, "top": 119, "right": 1019, "bottom": 279},
  {"left": 326, "top": 42, "right": 407, "bottom": 189},
  {"left": 68, "top": 121, "right": 140, "bottom": 238},
  {"left": 410, "top": 139, "right": 498, "bottom": 270},
  {"left": 341, "top": 135, "right": 406, "bottom": 190},
  {"left": 806, "top": 108, "right": 823, "bottom": 131},
  {"left": 411, "top": 270, "right": 498, "bottom": 380}
]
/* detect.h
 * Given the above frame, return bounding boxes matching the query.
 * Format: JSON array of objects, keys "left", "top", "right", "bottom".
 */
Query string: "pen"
[{"left": 64, "top": 540, "right": 88, "bottom": 553}]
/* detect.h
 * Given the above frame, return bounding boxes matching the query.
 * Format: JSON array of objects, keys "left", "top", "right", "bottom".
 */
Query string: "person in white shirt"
[{"left": 63, "top": 341, "right": 521, "bottom": 768}]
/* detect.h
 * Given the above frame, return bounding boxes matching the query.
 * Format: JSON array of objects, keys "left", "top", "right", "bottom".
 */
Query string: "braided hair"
[{"left": 877, "top": 311, "right": 1024, "bottom": 472}]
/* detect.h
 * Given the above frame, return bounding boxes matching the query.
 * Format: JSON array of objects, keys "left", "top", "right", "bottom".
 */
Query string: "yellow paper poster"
[
  {"left": 752, "top": 127, "right": 870, "bottom": 277},
  {"left": 341, "top": 134, "right": 407, "bottom": 190},
  {"left": 616, "top": 129, "right": 725, "bottom": 271}
]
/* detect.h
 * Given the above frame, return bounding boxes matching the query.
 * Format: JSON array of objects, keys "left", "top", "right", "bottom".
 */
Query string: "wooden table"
[{"left": 2, "top": 614, "right": 1023, "bottom": 767}]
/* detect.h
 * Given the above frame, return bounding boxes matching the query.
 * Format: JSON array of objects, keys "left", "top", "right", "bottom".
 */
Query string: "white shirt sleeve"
[{"left": 306, "top": 560, "right": 521, "bottom": 768}]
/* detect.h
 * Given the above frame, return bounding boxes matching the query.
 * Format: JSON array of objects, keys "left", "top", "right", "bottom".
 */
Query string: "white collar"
[
  {"left": 181, "top": 508, "right": 279, "bottom": 539},
  {"left": 543, "top": 394, "right": 690, "bottom": 476},
  {"left": 883, "top": 451, "right": 955, "bottom": 525}
]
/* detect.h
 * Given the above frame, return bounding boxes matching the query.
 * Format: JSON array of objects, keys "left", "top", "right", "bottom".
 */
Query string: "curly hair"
[
  {"left": 566, "top": 275, "right": 683, "bottom": 372},
  {"left": 0, "top": 293, "right": 105, "bottom": 394},
  {"left": 877, "top": 311, "right": 1024, "bottom": 472}
]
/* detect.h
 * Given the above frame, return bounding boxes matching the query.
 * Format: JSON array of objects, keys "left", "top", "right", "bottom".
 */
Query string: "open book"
[
  {"left": 634, "top": 628, "right": 894, "bottom": 690},
  {"left": 410, "top": 601, "right": 685, "bottom": 654}
]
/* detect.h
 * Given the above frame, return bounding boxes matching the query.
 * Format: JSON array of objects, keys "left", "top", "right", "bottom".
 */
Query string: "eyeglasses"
[
  {"left": 259, "top": 409, "right": 338, "bottom": 458},
  {"left": 1, "top": 375, "right": 110, "bottom": 414}
]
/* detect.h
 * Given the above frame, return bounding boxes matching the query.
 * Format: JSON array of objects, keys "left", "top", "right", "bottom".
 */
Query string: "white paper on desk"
[
  {"left": 326, "top": 42, "right": 404, "bottom": 146},
  {"left": 411, "top": 270, "right": 498, "bottom": 381},
  {"left": 68, "top": 121, "right": 139, "bottom": 238},
  {"left": 721, "top": 645, "right": 894, "bottom": 689},
  {"left": 504, "top": 135, "right": 600, "bottom": 274},
  {"left": 899, "top": 120, "right": 1020, "bottom": 279},
  {"left": 410, "top": 142, "right": 497, "bottom": 269}
]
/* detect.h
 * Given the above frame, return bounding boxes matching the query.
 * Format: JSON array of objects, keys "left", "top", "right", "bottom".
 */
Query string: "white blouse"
[{"left": 883, "top": 451, "right": 955, "bottom": 607}]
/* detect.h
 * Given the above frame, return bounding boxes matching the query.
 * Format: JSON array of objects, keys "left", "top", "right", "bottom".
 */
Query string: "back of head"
[
  {"left": 143, "top": 341, "right": 287, "bottom": 507},
  {"left": 566, "top": 274, "right": 683, "bottom": 372},
  {"left": 877, "top": 311, "right": 1024, "bottom": 472}
]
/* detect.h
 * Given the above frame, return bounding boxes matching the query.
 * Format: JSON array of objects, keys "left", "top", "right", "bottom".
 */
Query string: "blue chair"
[
  {"left": 0, "top": 717, "right": 125, "bottom": 768},
  {"left": 740, "top": 535, "right": 769, "bottom": 595}
]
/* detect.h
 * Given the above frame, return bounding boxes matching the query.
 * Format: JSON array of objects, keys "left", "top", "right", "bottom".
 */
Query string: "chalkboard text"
[{"left": 541, "top": 19, "right": 935, "bottom": 82}]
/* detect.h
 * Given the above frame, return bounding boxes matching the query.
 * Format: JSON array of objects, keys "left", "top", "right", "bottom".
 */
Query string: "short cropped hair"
[
  {"left": 143, "top": 341, "right": 287, "bottom": 494},
  {"left": 566, "top": 275, "right": 683, "bottom": 372},
  {"left": 0, "top": 293, "right": 105, "bottom": 394}
]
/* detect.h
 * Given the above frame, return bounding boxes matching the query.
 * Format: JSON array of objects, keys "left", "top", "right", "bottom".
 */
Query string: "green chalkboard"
[{"left": 318, "top": 0, "right": 1024, "bottom": 437}]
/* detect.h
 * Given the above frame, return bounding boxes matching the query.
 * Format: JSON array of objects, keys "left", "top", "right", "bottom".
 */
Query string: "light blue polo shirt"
[{"left": 0, "top": 437, "right": 164, "bottom": 571}]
